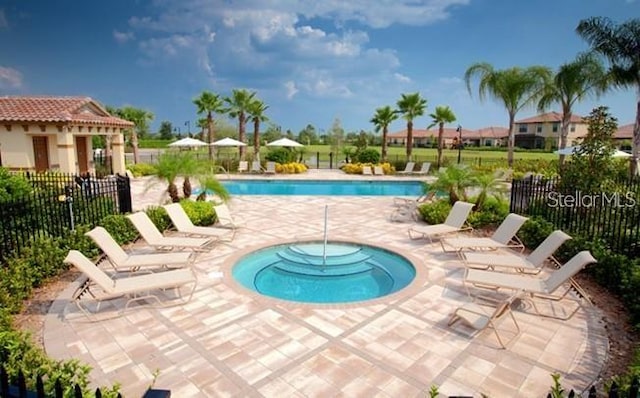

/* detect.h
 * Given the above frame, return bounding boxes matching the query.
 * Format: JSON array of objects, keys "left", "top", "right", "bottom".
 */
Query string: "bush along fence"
[
  {"left": 0, "top": 172, "right": 132, "bottom": 262},
  {"left": 510, "top": 175, "right": 640, "bottom": 259},
  {"left": 0, "top": 365, "right": 171, "bottom": 398}
]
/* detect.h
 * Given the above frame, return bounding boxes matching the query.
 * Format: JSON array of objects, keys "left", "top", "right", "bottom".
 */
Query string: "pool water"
[
  {"left": 232, "top": 242, "right": 416, "bottom": 303},
  {"left": 220, "top": 179, "right": 424, "bottom": 196}
]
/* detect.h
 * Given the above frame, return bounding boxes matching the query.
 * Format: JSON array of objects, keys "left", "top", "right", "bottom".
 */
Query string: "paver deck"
[{"left": 44, "top": 170, "right": 607, "bottom": 397}]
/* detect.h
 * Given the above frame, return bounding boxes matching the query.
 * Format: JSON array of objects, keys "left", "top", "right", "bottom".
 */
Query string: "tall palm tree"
[
  {"left": 247, "top": 98, "right": 269, "bottom": 162},
  {"left": 114, "top": 106, "right": 154, "bottom": 165},
  {"left": 577, "top": 17, "right": 640, "bottom": 176},
  {"left": 465, "top": 63, "right": 552, "bottom": 166},
  {"left": 225, "top": 89, "right": 256, "bottom": 160},
  {"left": 370, "top": 105, "right": 399, "bottom": 162},
  {"left": 538, "top": 52, "right": 609, "bottom": 166},
  {"left": 427, "top": 105, "right": 457, "bottom": 168},
  {"left": 196, "top": 118, "right": 208, "bottom": 141},
  {"left": 396, "top": 93, "right": 428, "bottom": 160},
  {"left": 193, "top": 91, "right": 226, "bottom": 161}
]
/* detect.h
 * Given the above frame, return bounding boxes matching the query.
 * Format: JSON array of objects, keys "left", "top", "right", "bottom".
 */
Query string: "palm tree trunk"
[
  {"left": 104, "top": 135, "right": 112, "bottom": 173},
  {"left": 437, "top": 122, "right": 444, "bottom": 168},
  {"left": 631, "top": 96, "right": 640, "bottom": 177},
  {"left": 559, "top": 111, "right": 572, "bottom": 167},
  {"left": 183, "top": 177, "right": 192, "bottom": 198},
  {"left": 253, "top": 119, "right": 260, "bottom": 162},
  {"left": 406, "top": 121, "right": 413, "bottom": 159},
  {"left": 168, "top": 183, "right": 180, "bottom": 203},
  {"left": 130, "top": 130, "right": 140, "bottom": 164},
  {"left": 507, "top": 113, "right": 515, "bottom": 167},
  {"left": 381, "top": 126, "right": 388, "bottom": 162},
  {"left": 207, "top": 113, "right": 215, "bottom": 161},
  {"left": 239, "top": 113, "right": 246, "bottom": 160}
]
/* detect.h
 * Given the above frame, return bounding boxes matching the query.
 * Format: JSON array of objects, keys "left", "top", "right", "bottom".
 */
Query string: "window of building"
[
  {"left": 536, "top": 123, "right": 543, "bottom": 133},
  {"left": 552, "top": 123, "right": 559, "bottom": 132},
  {"left": 518, "top": 124, "right": 527, "bottom": 133},
  {"left": 570, "top": 124, "right": 576, "bottom": 132}
]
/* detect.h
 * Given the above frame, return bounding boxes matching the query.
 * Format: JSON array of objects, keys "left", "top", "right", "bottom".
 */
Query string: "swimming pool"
[
  {"left": 220, "top": 179, "right": 424, "bottom": 196},
  {"left": 232, "top": 241, "right": 416, "bottom": 304}
]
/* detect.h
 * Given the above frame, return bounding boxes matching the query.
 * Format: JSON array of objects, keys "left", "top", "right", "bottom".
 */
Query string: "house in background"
[
  {"left": 513, "top": 111, "right": 587, "bottom": 149},
  {"left": 613, "top": 123, "right": 634, "bottom": 151},
  {"left": 386, "top": 127, "right": 506, "bottom": 148},
  {"left": 0, "top": 96, "right": 133, "bottom": 174}
]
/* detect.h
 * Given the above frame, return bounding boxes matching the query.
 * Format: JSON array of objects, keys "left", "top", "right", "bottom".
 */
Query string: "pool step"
[
  {"left": 278, "top": 249, "right": 371, "bottom": 267},
  {"left": 273, "top": 261, "right": 373, "bottom": 277},
  {"left": 288, "top": 244, "right": 362, "bottom": 258}
]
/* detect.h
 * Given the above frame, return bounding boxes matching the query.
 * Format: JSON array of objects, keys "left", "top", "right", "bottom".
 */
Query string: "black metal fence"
[
  {"left": 1, "top": 365, "right": 170, "bottom": 397},
  {"left": 510, "top": 176, "right": 640, "bottom": 258},
  {"left": 0, "top": 173, "right": 132, "bottom": 262}
]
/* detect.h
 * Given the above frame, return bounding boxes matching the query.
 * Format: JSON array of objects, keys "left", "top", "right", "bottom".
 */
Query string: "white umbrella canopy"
[
  {"left": 554, "top": 145, "right": 632, "bottom": 158},
  {"left": 211, "top": 137, "right": 247, "bottom": 147},
  {"left": 168, "top": 137, "right": 208, "bottom": 147},
  {"left": 266, "top": 138, "right": 304, "bottom": 147}
]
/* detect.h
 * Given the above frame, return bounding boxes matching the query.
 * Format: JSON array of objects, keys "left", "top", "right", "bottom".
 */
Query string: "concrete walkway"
[{"left": 44, "top": 170, "right": 607, "bottom": 397}]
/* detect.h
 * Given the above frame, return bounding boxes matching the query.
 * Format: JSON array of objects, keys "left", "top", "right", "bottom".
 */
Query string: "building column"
[
  {"left": 111, "top": 131, "right": 126, "bottom": 174},
  {"left": 57, "top": 127, "right": 76, "bottom": 173}
]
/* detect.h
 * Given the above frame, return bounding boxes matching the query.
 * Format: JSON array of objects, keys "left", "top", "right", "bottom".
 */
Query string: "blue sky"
[{"left": 1, "top": 0, "right": 638, "bottom": 135}]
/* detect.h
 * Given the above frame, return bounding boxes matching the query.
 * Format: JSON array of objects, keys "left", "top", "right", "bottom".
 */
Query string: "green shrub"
[
  {"left": 355, "top": 148, "right": 380, "bottom": 164},
  {"left": 100, "top": 214, "right": 138, "bottom": 245},
  {"left": 418, "top": 200, "right": 452, "bottom": 224},
  {"left": 145, "top": 206, "right": 171, "bottom": 232},
  {"left": 517, "top": 217, "right": 555, "bottom": 249},
  {"left": 126, "top": 163, "right": 158, "bottom": 177},
  {"left": 467, "top": 197, "right": 509, "bottom": 228},
  {"left": 180, "top": 200, "right": 215, "bottom": 226},
  {"left": 266, "top": 148, "right": 296, "bottom": 164},
  {"left": 0, "top": 168, "right": 33, "bottom": 201}
]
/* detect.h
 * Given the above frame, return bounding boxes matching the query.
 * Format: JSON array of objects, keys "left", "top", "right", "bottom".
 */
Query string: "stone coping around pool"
[{"left": 221, "top": 236, "right": 429, "bottom": 310}]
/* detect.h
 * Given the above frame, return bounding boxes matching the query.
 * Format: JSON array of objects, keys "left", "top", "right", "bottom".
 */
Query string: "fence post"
[
  {"left": 117, "top": 175, "right": 133, "bottom": 214},
  {"left": 316, "top": 151, "right": 320, "bottom": 169},
  {"left": 329, "top": 152, "right": 333, "bottom": 169}
]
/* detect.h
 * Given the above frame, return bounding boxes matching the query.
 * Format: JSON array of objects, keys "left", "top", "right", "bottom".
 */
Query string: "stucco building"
[
  {"left": 0, "top": 96, "right": 133, "bottom": 174},
  {"left": 513, "top": 112, "right": 587, "bottom": 149}
]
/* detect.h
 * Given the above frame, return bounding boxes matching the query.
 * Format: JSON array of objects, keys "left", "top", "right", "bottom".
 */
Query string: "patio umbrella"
[
  {"left": 168, "top": 137, "right": 208, "bottom": 148},
  {"left": 211, "top": 137, "right": 247, "bottom": 147},
  {"left": 266, "top": 138, "right": 304, "bottom": 147},
  {"left": 554, "top": 145, "right": 632, "bottom": 158}
]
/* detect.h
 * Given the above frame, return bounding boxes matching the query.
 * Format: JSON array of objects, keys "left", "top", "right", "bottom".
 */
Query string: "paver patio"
[{"left": 44, "top": 170, "right": 607, "bottom": 397}]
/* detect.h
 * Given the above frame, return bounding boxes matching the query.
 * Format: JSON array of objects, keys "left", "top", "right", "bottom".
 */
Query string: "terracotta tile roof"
[
  {"left": 0, "top": 96, "right": 134, "bottom": 127},
  {"left": 614, "top": 123, "right": 634, "bottom": 139},
  {"left": 516, "top": 111, "right": 584, "bottom": 124},
  {"left": 466, "top": 126, "right": 509, "bottom": 139},
  {"left": 388, "top": 127, "right": 506, "bottom": 140}
]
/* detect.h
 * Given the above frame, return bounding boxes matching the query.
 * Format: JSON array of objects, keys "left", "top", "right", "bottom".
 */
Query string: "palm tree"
[
  {"left": 472, "top": 172, "right": 508, "bottom": 211},
  {"left": 116, "top": 106, "right": 154, "bottom": 164},
  {"left": 225, "top": 89, "right": 256, "bottom": 160},
  {"left": 577, "top": 17, "right": 640, "bottom": 176},
  {"left": 428, "top": 164, "right": 476, "bottom": 205},
  {"left": 538, "top": 52, "right": 609, "bottom": 166},
  {"left": 427, "top": 106, "right": 457, "bottom": 168},
  {"left": 196, "top": 118, "right": 208, "bottom": 141},
  {"left": 465, "top": 63, "right": 552, "bottom": 166},
  {"left": 151, "top": 152, "right": 185, "bottom": 203},
  {"left": 396, "top": 93, "right": 428, "bottom": 160},
  {"left": 193, "top": 91, "right": 226, "bottom": 161},
  {"left": 247, "top": 98, "right": 269, "bottom": 161},
  {"left": 370, "top": 106, "right": 399, "bottom": 162}
]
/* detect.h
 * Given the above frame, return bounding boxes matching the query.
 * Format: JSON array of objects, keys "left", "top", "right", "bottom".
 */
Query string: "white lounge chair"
[
  {"left": 464, "top": 251, "right": 597, "bottom": 319},
  {"left": 448, "top": 293, "right": 521, "bottom": 349},
  {"left": 441, "top": 213, "right": 528, "bottom": 254},
  {"left": 413, "top": 162, "right": 431, "bottom": 175},
  {"left": 65, "top": 250, "right": 198, "bottom": 318},
  {"left": 362, "top": 166, "right": 373, "bottom": 175},
  {"left": 237, "top": 160, "right": 249, "bottom": 173},
  {"left": 213, "top": 203, "right": 241, "bottom": 230},
  {"left": 251, "top": 160, "right": 263, "bottom": 173},
  {"left": 463, "top": 230, "right": 571, "bottom": 273},
  {"left": 373, "top": 166, "right": 384, "bottom": 175},
  {"left": 397, "top": 162, "right": 415, "bottom": 175},
  {"left": 407, "top": 201, "right": 474, "bottom": 242},
  {"left": 393, "top": 191, "right": 435, "bottom": 208},
  {"left": 127, "top": 212, "right": 214, "bottom": 252},
  {"left": 265, "top": 161, "right": 277, "bottom": 174},
  {"left": 86, "top": 226, "right": 194, "bottom": 272},
  {"left": 164, "top": 203, "right": 235, "bottom": 241}
]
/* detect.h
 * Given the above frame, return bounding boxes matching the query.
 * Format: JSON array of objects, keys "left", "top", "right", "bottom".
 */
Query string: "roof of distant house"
[
  {"left": 0, "top": 96, "right": 134, "bottom": 127},
  {"left": 614, "top": 123, "right": 634, "bottom": 139},
  {"left": 516, "top": 111, "right": 584, "bottom": 124},
  {"left": 387, "top": 126, "right": 508, "bottom": 139}
]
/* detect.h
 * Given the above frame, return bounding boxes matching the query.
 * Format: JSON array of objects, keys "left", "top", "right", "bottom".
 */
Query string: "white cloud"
[
  {"left": 0, "top": 66, "right": 23, "bottom": 88},
  {"left": 113, "top": 30, "right": 134, "bottom": 43},
  {"left": 394, "top": 73, "right": 411, "bottom": 83},
  {"left": 438, "top": 76, "right": 463, "bottom": 85},
  {"left": 284, "top": 81, "right": 299, "bottom": 99},
  {"left": 0, "top": 9, "right": 7, "bottom": 29}
]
